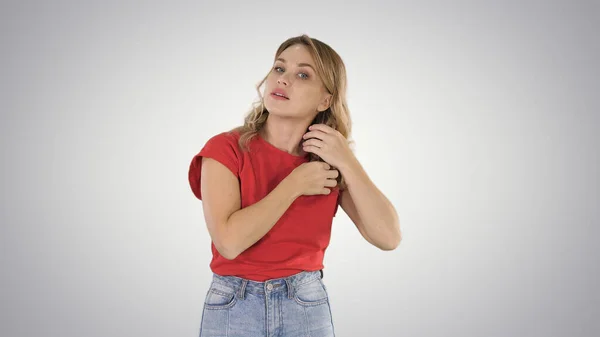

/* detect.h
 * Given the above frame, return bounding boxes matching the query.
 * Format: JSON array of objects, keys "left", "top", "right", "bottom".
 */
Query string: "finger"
[
  {"left": 310, "top": 161, "right": 330, "bottom": 169},
  {"left": 327, "top": 169, "right": 339, "bottom": 178},
  {"left": 302, "top": 138, "right": 325, "bottom": 148},
  {"left": 324, "top": 178, "right": 338, "bottom": 187},
  {"left": 302, "top": 130, "right": 329, "bottom": 141},
  {"left": 309, "top": 124, "right": 334, "bottom": 134},
  {"left": 303, "top": 145, "right": 322, "bottom": 157},
  {"left": 320, "top": 188, "right": 332, "bottom": 195}
]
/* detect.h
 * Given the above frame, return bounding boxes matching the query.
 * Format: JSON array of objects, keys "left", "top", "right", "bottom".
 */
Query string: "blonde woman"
[{"left": 188, "top": 34, "right": 401, "bottom": 337}]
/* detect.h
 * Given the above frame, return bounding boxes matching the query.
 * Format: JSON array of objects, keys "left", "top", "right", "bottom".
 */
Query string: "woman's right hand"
[{"left": 287, "top": 161, "right": 339, "bottom": 196}]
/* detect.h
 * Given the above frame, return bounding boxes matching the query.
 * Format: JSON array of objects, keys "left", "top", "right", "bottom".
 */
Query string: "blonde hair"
[{"left": 232, "top": 34, "right": 352, "bottom": 188}]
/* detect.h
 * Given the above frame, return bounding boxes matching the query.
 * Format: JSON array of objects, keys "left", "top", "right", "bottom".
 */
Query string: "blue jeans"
[{"left": 199, "top": 270, "right": 336, "bottom": 337}]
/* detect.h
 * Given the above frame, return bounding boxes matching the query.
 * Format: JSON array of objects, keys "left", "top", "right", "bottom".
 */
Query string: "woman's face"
[{"left": 263, "top": 44, "right": 331, "bottom": 121}]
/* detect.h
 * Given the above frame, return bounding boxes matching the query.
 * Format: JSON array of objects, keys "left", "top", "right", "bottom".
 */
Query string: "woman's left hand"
[{"left": 302, "top": 124, "right": 356, "bottom": 170}]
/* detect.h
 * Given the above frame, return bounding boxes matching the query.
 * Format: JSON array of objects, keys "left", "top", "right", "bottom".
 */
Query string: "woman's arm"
[
  {"left": 200, "top": 157, "right": 299, "bottom": 260},
  {"left": 301, "top": 124, "right": 401, "bottom": 250},
  {"left": 338, "top": 159, "right": 401, "bottom": 250},
  {"left": 200, "top": 157, "right": 338, "bottom": 260}
]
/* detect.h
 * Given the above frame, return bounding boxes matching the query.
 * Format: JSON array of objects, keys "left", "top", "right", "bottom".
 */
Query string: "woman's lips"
[{"left": 271, "top": 93, "right": 289, "bottom": 100}]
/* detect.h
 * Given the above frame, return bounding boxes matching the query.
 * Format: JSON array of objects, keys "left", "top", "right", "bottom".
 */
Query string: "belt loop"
[
  {"left": 237, "top": 279, "right": 248, "bottom": 300},
  {"left": 320, "top": 269, "right": 324, "bottom": 279},
  {"left": 285, "top": 278, "right": 294, "bottom": 299}
]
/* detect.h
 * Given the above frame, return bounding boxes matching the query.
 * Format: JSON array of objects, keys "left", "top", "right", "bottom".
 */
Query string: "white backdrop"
[{"left": 1, "top": 0, "right": 598, "bottom": 336}]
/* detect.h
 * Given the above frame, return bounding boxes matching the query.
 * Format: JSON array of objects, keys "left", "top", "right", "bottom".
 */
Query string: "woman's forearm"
[
  {"left": 219, "top": 178, "right": 299, "bottom": 259},
  {"left": 339, "top": 159, "right": 401, "bottom": 249}
]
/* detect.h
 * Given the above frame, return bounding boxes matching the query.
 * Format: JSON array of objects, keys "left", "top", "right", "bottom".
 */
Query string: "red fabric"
[{"left": 188, "top": 130, "right": 340, "bottom": 281}]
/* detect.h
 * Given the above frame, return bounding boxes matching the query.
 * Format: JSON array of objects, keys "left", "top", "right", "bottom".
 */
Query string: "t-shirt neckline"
[{"left": 256, "top": 133, "right": 308, "bottom": 163}]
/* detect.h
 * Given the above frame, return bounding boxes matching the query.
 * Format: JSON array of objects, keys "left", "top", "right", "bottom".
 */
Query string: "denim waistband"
[{"left": 211, "top": 270, "right": 323, "bottom": 300}]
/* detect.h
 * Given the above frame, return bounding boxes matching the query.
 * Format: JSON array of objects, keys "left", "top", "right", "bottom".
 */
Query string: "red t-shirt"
[{"left": 188, "top": 130, "right": 340, "bottom": 281}]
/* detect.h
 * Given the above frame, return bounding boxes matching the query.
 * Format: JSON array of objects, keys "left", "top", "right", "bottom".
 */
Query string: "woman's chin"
[
  {"left": 264, "top": 107, "right": 296, "bottom": 118},
  {"left": 264, "top": 103, "right": 313, "bottom": 120}
]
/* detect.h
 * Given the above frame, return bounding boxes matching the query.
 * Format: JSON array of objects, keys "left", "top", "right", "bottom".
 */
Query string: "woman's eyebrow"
[{"left": 276, "top": 57, "right": 315, "bottom": 72}]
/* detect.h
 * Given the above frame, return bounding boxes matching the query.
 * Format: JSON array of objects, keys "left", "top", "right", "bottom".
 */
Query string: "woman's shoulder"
[
  {"left": 209, "top": 127, "right": 241, "bottom": 141},
  {"left": 203, "top": 127, "right": 243, "bottom": 148}
]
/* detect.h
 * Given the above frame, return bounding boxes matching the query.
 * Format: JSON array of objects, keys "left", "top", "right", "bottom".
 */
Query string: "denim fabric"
[{"left": 199, "top": 270, "right": 335, "bottom": 337}]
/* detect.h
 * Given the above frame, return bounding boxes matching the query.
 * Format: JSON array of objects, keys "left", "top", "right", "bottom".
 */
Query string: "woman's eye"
[{"left": 273, "top": 66, "right": 309, "bottom": 79}]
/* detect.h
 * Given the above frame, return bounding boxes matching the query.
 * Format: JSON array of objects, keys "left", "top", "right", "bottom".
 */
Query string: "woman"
[{"left": 188, "top": 34, "right": 401, "bottom": 337}]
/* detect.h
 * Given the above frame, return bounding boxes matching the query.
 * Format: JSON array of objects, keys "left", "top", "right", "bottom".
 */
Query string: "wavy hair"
[{"left": 232, "top": 34, "right": 352, "bottom": 188}]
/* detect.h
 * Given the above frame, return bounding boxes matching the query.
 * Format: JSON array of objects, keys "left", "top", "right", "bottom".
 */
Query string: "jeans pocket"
[
  {"left": 294, "top": 278, "right": 329, "bottom": 307},
  {"left": 204, "top": 281, "right": 237, "bottom": 310}
]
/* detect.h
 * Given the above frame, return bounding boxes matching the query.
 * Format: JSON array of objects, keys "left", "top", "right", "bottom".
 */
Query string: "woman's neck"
[{"left": 260, "top": 114, "right": 312, "bottom": 156}]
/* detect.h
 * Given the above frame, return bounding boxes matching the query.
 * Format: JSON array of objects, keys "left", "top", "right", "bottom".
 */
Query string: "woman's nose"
[{"left": 277, "top": 74, "right": 290, "bottom": 86}]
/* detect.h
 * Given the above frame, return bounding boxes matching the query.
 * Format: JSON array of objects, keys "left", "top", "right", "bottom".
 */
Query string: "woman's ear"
[{"left": 317, "top": 94, "right": 332, "bottom": 112}]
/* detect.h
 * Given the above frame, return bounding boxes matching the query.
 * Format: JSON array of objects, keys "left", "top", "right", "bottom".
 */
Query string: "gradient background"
[{"left": 1, "top": 0, "right": 598, "bottom": 336}]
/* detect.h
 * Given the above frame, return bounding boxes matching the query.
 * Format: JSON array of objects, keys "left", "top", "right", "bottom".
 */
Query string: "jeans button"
[{"left": 266, "top": 283, "right": 273, "bottom": 291}]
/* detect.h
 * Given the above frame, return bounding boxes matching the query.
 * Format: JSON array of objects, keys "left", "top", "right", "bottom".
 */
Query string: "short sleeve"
[{"left": 188, "top": 132, "right": 241, "bottom": 200}]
